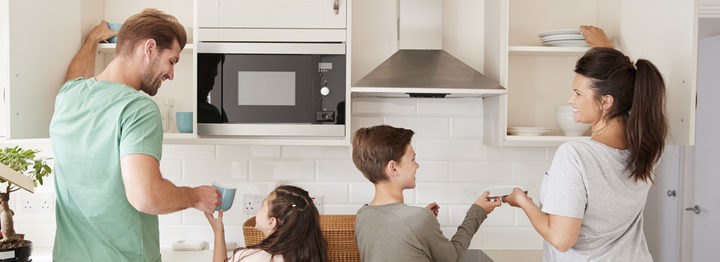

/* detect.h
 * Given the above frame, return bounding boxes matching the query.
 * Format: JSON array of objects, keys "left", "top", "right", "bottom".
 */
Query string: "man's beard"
[{"left": 140, "top": 59, "right": 163, "bottom": 96}]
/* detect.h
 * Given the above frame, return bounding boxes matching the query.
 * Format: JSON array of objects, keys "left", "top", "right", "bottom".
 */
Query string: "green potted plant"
[{"left": 0, "top": 146, "right": 52, "bottom": 262}]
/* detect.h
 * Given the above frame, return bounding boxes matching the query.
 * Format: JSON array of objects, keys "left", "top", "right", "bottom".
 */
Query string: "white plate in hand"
[{"left": 474, "top": 185, "right": 534, "bottom": 201}]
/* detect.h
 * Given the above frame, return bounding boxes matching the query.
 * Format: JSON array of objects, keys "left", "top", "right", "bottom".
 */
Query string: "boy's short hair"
[{"left": 352, "top": 125, "right": 414, "bottom": 184}]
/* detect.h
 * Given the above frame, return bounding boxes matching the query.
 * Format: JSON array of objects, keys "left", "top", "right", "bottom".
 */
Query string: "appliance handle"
[
  {"left": 333, "top": 0, "right": 339, "bottom": 15},
  {"left": 197, "top": 42, "right": 346, "bottom": 55}
]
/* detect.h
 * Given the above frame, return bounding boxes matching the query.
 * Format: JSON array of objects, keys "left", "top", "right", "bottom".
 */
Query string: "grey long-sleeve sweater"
[{"left": 355, "top": 202, "right": 487, "bottom": 262}]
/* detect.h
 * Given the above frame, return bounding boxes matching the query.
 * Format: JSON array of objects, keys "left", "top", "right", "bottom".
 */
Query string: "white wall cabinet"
[
  {"left": 0, "top": 0, "right": 82, "bottom": 139},
  {"left": 198, "top": 0, "right": 346, "bottom": 29},
  {"left": 482, "top": 0, "right": 697, "bottom": 147}
]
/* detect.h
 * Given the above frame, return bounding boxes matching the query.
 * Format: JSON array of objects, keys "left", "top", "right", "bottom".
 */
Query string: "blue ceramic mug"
[
  {"left": 107, "top": 23, "right": 122, "bottom": 43},
  {"left": 213, "top": 182, "right": 237, "bottom": 212},
  {"left": 176, "top": 112, "right": 193, "bottom": 133}
]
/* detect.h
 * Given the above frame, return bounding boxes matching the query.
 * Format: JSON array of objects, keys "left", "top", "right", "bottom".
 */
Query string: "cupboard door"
[
  {"left": 207, "top": 0, "right": 346, "bottom": 29},
  {"left": 619, "top": 0, "right": 696, "bottom": 145},
  {"left": 6, "top": 0, "right": 81, "bottom": 139}
]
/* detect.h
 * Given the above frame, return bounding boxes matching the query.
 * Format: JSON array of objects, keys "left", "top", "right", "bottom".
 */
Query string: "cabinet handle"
[
  {"left": 685, "top": 205, "right": 701, "bottom": 215},
  {"left": 333, "top": 0, "right": 339, "bottom": 15}
]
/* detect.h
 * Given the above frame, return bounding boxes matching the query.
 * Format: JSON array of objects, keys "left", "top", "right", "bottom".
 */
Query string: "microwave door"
[
  {"left": 198, "top": 54, "right": 225, "bottom": 123},
  {"left": 222, "top": 54, "right": 314, "bottom": 124}
]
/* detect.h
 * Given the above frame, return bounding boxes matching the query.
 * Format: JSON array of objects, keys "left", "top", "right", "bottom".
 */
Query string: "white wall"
[
  {"left": 0, "top": 0, "right": 8, "bottom": 138},
  {"left": 1, "top": 97, "right": 552, "bottom": 249},
  {"left": 399, "top": 0, "right": 442, "bottom": 49}
]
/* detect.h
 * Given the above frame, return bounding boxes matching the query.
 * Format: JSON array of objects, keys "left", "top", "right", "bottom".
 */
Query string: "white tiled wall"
[{"left": 2, "top": 97, "right": 554, "bottom": 249}]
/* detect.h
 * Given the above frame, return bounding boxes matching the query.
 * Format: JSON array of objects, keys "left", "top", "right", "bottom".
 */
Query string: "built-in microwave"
[{"left": 196, "top": 43, "right": 346, "bottom": 137}]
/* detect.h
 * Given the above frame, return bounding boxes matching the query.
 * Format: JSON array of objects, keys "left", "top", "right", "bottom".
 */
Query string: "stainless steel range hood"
[{"left": 352, "top": 50, "right": 506, "bottom": 98}]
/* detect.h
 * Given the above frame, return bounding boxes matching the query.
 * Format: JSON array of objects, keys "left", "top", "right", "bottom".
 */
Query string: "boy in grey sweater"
[{"left": 352, "top": 125, "right": 501, "bottom": 262}]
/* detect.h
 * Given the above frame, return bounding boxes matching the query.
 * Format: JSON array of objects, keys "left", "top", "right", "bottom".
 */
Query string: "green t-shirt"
[{"left": 50, "top": 78, "right": 163, "bottom": 262}]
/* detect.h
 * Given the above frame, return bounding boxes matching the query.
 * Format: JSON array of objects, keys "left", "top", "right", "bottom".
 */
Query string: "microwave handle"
[{"left": 333, "top": 0, "right": 339, "bottom": 15}]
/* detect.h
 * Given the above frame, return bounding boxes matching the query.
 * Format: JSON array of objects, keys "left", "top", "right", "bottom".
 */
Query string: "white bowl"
[{"left": 555, "top": 106, "right": 590, "bottom": 136}]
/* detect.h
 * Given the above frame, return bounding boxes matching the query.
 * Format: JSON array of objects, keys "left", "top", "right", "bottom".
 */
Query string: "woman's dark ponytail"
[
  {"left": 575, "top": 48, "right": 668, "bottom": 182},
  {"left": 625, "top": 59, "right": 668, "bottom": 182}
]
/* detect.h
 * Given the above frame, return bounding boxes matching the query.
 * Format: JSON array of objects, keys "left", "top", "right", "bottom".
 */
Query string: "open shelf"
[
  {"left": 508, "top": 45, "right": 590, "bottom": 56},
  {"left": 504, "top": 135, "right": 590, "bottom": 147}
]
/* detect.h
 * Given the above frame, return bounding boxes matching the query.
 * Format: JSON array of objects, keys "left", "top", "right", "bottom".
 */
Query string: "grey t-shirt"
[
  {"left": 540, "top": 139, "right": 652, "bottom": 261},
  {"left": 355, "top": 202, "right": 487, "bottom": 262}
]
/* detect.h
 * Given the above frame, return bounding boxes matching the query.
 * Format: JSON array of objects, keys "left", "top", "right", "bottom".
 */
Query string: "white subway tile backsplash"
[
  {"left": 415, "top": 139, "right": 483, "bottom": 160},
  {"left": 448, "top": 205, "right": 515, "bottom": 227},
  {"left": 351, "top": 117, "right": 384, "bottom": 137},
  {"left": 184, "top": 159, "right": 248, "bottom": 181},
  {"left": 159, "top": 212, "right": 182, "bottom": 225},
  {"left": 479, "top": 227, "right": 543, "bottom": 249},
  {"left": 160, "top": 159, "right": 183, "bottom": 182},
  {"left": 515, "top": 209, "right": 531, "bottom": 226},
  {"left": 417, "top": 98, "right": 483, "bottom": 117},
  {"left": 159, "top": 225, "right": 214, "bottom": 247},
  {"left": 317, "top": 160, "right": 364, "bottom": 181},
  {"left": 249, "top": 160, "right": 316, "bottom": 181},
  {"left": 288, "top": 182, "right": 349, "bottom": 204},
  {"left": 349, "top": 183, "right": 374, "bottom": 204},
  {"left": 162, "top": 144, "right": 215, "bottom": 159},
  {"left": 514, "top": 161, "right": 552, "bottom": 182},
  {"left": 14, "top": 223, "right": 55, "bottom": 246},
  {"left": 415, "top": 183, "right": 485, "bottom": 205},
  {"left": 481, "top": 206, "right": 515, "bottom": 227},
  {"left": 383, "top": 117, "right": 450, "bottom": 138},
  {"left": 282, "top": 146, "right": 351, "bottom": 160},
  {"left": 449, "top": 161, "right": 513, "bottom": 182},
  {"left": 450, "top": 117, "right": 484, "bottom": 138},
  {"left": 216, "top": 145, "right": 281, "bottom": 159},
  {"left": 323, "top": 204, "right": 364, "bottom": 215},
  {"left": 352, "top": 98, "right": 417, "bottom": 116},
  {"left": 483, "top": 146, "right": 548, "bottom": 161},
  {"left": 415, "top": 161, "right": 449, "bottom": 182}
]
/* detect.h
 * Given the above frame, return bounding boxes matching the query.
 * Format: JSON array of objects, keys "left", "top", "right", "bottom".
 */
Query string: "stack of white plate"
[{"left": 538, "top": 29, "right": 588, "bottom": 47}]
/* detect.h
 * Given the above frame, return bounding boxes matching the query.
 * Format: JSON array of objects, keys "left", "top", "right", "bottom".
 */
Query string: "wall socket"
[
  {"left": 18, "top": 193, "right": 54, "bottom": 212},
  {"left": 310, "top": 195, "right": 323, "bottom": 214},
  {"left": 242, "top": 194, "right": 264, "bottom": 215}
]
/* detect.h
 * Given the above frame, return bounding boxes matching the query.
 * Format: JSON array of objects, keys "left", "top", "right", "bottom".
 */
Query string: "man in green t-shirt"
[{"left": 50, "top": 9, "right": 221, "bottom": 262}]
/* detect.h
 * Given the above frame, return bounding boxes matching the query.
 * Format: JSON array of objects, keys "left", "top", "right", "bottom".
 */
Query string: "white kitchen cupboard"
[
  {"left": 198, "top": 0, "right": 346, "bottom": 29},
  {"left": 483, "top": 0, "right": 697, "bottom": 147},
  {"left": 0, "top": 0, "right": 82, "bottom": 139}
]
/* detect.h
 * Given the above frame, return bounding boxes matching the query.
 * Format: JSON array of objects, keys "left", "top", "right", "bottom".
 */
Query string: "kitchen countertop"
[{"left": 31, "top": 246, "right": 542, "bottom": 262}]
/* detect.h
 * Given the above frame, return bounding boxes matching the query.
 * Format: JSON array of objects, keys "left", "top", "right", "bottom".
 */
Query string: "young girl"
[{"left": 205, "top": 185, "right": 328, "bottom": 262}]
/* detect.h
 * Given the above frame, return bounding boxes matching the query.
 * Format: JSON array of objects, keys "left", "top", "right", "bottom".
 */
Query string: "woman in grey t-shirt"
[{"left": 503, "top": 26, "right": 668, "bottom": 261}]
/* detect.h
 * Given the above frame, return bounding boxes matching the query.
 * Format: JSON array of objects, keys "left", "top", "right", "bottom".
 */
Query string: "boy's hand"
[
  {"left": 204, "top": 210, "right": 225, "bottom": 234},
  {"left": 502, "top": 188, "right": 532, "bottom": 208},
  {"left": 474, "top": 191, "right": 502, "bottom": 214},
  {"left": 425, "top": 202, "right": 440, "bottom": 217}
]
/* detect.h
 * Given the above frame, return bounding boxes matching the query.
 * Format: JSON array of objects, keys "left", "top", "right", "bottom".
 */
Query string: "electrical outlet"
[
  {"left": 37, "top": 193, "right": 54, "bottom": 211},
  {"left": 311, "top": 195, "right": 323, "bottom": 214},
  {"left": 242, "top": 194, "right": 264, "bottom": 215},
  {"left": 19, "top": 194, "right": 36, "bottom": 212}
]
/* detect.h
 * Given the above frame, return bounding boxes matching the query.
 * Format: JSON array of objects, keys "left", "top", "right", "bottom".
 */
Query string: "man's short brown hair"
[
  {"left": 352, "top": 125, "right": 415, "bottom": 184},
  {"left": 116, "top": 8, "right": 187, "bottom": 57}
]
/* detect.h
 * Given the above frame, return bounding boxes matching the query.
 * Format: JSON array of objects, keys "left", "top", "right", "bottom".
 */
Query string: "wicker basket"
[{"left": 242, "top": 215, "right": 360, "bottom": 262}]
